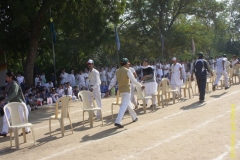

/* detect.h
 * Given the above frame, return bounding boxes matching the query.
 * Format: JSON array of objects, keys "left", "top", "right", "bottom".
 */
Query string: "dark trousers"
[{"left": 196, "top": 76, "right": 206, "bottom": 100}]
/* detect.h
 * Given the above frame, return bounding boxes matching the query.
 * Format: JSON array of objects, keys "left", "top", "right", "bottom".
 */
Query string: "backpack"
[{"left": 194, "top": 59, "right": 207, "bottom": 77}]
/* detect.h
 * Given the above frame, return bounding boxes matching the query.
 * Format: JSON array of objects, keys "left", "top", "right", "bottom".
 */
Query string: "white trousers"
[
  {"left": 145, "top": 95, "right": 156, "bottom": 105},
  {"left": 92, "top": 86, "right": 102, "bottom": 117},
  {"left": 171, "top": 84, "right": 181, "bottom": 96},
  {"left": 130, "top": 83, "right": 137, "bottom": 106},
  {"left": 1, "top": 102, "right": 30, "bottom": 133},
  {"left": 116, "top": 92, "right": 137, "bottom": 124},
  {"left": 214, "top": 70, "right": 229, "bottom": 87}
]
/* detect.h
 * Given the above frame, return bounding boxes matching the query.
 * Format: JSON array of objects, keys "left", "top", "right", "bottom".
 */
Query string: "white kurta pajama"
[
  {"left": 170, "top": 63, "right": 183, "bottom": 96},
  {"left": 88, "top": 68, "right": 102, "bottom": 118},
  {"left": 141, "top": 66, "right": 157, "bottom": 105},
  {"left": 129, "top": 67, "right": 137, "bottom": 107}
]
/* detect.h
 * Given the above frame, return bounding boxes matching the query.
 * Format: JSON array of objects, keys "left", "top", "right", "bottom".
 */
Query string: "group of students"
[{"left": 0, "top": 54, "right": 239, "bottom": 137}]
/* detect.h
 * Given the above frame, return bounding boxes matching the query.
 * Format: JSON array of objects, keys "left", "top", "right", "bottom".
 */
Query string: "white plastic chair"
[
  {"left": 111, "top": 90, "right": 121, "bottom": 119},
  {"left": 233, "top": 64, "right": 240, "bottom": 84},
  {"left": 181, "top": 75, "right": 194, "bottom": 99},
  {"left": 4, "top": 102, "right": 36, "bottom": 149},
  {"left": 135, "top": 85, "right": 153, "bottom": 113},
  {"left": 159, "top": 78, "right": 178, "bottom": 107},
  {"left": 78, "top": 91, "right": 103, "bottom": 128},
  {"left": 49, "top": 96, "right": 73, "bottom": 137}
]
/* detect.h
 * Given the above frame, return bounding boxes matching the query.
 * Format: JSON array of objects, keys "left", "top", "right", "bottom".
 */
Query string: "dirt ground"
[{"left": 0, "top": 84, "right": 239, "bottom": 160}]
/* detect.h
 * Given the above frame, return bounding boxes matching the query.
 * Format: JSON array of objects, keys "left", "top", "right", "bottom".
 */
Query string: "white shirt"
[
  {"left": 78, "top": 74, "right": 85, "bottom": 82},
  {"left": 17, "top": 76, "right": 24, "bottom": 84},
  {"left": 88, "top": 68, "right": 101, "bottom": 89},
  {"left": 216, "top": 57, "right": 227, "bottom": 71},
  {"left": 108, "top": 69, "right": 142, "bottom": 91},
  {"left": 232, "top": 59, "right": 239, "bottom": 66},
  {"left": 66, "top": 86, "right": 73, "bottom": 96}
]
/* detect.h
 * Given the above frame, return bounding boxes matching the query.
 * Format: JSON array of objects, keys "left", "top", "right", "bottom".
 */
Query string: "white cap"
[
  {"left": 172, "top": 57, "right": 177, "bottom": 61},
  {"left": 86, "top": 59, "right": 94, "bottom": 64}
]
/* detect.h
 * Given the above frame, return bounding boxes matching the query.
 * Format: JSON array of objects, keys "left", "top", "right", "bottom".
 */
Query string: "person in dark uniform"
[{"left": 191, "top": 52, "right": 213, "bottom": 103}]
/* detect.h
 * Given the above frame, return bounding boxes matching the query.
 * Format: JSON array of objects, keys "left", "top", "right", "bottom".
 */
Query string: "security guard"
[{"left": 191, "top": 52, "right": 213, "bottom": 103}]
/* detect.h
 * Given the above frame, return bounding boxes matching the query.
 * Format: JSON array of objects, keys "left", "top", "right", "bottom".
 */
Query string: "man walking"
[
  {"left": 213, "top": 54, "right": 230, "bottom": 91},
  {"left": 108, "top": 58, "right": 144, "bottom": 128},
  {"left": 87, "top": 59, "right": 102, "bottom": 119},
  {"left": 191, "top": 52, "right": 213, "bottom": 103},
  {"left": 0, "top": 71, "right": 30, "bottom": 137}
]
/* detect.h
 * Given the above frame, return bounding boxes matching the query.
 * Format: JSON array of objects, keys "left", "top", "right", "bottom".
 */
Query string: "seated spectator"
[
  {"left": 45, "top": 81, "right": 53, "bottom": 92},
  {"left": 57, "top": 85, "right": 64, "bottom": 98},
  {"left": 100, "top": 81, "right": 109, "bottom": 98},
  {"left": 65, "top": 82, "right": 77, "bottom": 100},
  {"left": 73, "top": 86, "right": 79, "bottom": 98},
  {"left": 27, "top": 94, "right": 38, "bottom": 111},
  {"left": 40, "top": 90, "right": 48, "bottom": 105},
  {"left": 35, "top": 92, "right": 43, "bottom": 106},
  {"left": 36, "top": 82, "right": 41, "bottom": 90},
  {"left": 51, "top": 88, "right": 59, "bottom": 103},
  {"left": 156, "top": 74, "right": 161, "bottom": 84}
]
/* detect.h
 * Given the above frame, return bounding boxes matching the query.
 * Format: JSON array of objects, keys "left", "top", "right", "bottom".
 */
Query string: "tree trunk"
[
  {"left": 23, "top": 0, "right": 54, "bottom": 87},
  {"left": 24, "top": 39, "right": 39, "bottom": 86}
]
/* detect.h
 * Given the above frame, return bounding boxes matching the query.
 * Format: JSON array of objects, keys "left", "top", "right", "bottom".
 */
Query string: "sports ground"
[{"left": 0, "top": 85, "right": 239, "bottom": 160}]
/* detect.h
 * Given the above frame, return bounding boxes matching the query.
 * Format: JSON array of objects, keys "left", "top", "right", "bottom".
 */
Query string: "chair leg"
[
  {"left": 161, "top": 95, "right": 164, "bottom": 108},
  {"left": 173, "top": 93, "right": 176, "bottom": 104},
  {"left": 60, "top": 119, "right": 64, "bottom": 137},
  {"left": 89, "top": 111, "right": 94, "bottom": 128},
  {"left": 184, "top": 89, "right": 186, "bottom": 98},
  {"left": 100, "top": 110, "right": 104, "bottom": 126},
  {"left": 82, "top": 111, "right": 85, "bottom": 126},
  {"left": 49, "top": 119, "right": 52, "bottom": 135},
  {"left": 157, "top": 95, "right": 160, "bottom": 107},
  {"left": 10, "top": 128, "right": 12, "bottom": 147},
  {"left": 188, "top": 88, "right": 191, "bottom": 99},
  {"left": 143, "top": 100, "right": 146, "bottom": 114},
  {"left": 111, "top": 104, "right": 113, "bottom": 119},
  {"left": 14, "top": 128, "right": 19, "bottom": 149},
  {"left": 69, "top": 117, "right": 73, "bottom": 134},
  {"left": 22, "top": 128, "right": 27, "bottom": 143},
  {"left": 31, "top": 126, "right": 36, "bottom": 145}
]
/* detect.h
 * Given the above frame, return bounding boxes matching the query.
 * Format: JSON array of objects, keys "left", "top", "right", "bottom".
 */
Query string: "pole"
[
  {"left": 50, "top": 7, "right": 57, "bottom": 86},
  {"left": 4, "top": 51, "right": 6, "bottom": 63},
  {"left": 115, "top": 25, "right": 120, "bottom": 66}
]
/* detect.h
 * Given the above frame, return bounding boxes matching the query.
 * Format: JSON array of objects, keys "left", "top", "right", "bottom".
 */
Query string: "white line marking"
[
  {"left": 122, "top": 114, "right": 227, "bottom": 160},
  {"left": 212, "top": 141, "right": 240, "bottom": 160},
  {"left": 37, "top": 91, "right": 240, "bottom": 160}
]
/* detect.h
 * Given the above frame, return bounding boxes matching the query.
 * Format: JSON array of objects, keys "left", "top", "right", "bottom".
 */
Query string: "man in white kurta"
[
  {"left": 213, "top": 54, "right": 230, "bottom": 90},
  {"left": 68, "top": 70, "right": 76, "bottom": 87},
  {"left": 60, "top": 69, "right": 69, "bottom": 85},
  {"left": 77, "top": 71, "right": 86, "bottom": 89},
  {"left": 87, "top": 59, "right": 102, "bottom": 118},
  {"left": 170, "top": 57, "right": 183, "bottom": 97}
]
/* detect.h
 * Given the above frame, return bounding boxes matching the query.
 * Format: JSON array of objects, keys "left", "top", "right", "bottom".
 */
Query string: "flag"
[
  {"left": 160, "top": 33, "right": 164, "bottom": 53},
  {"left": 115, "top": 26, "right": 120, "bottom": 51},
  {"left": 192, "top": 37, "right": 195, "bottom": 55},
  {"left": 50, "top": 17, "right": 56, "bottom": 43}
]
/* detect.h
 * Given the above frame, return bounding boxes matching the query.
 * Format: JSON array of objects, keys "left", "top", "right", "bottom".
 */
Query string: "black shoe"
[
  {"left": 0, "top": 133, "right": 7, "bottom": 137},
  {"left": 199, "top": 100, "right": 205, "bottom": 103},
  {"left": 20, "top": 131, "right": 31, "bottom": 136},
  {"left": 114, "top": 123, "right": 124, "bottom": 128},
  {"left": 140, "top": 104, "right": 147, "bottom": 106},
  {"left": 225, "top": 86, "right": 230, "bottom": 90},
  {"left": 133, "top": 118, "right": 138, "bottom": 122},
  {"left": 212, "top": 85, "right": 216, "bottom": 91}
]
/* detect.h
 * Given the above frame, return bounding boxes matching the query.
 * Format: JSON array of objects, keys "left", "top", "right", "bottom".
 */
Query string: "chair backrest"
[
  {"left": 135, "top": 85, "right": 145, "bottom": 99},
  {"left": 234, "top": 64, "right": 240, "bottom": 74},
  {"left": 183, "top": 75, "right": 192, "bottom": 89},
  {"left": 79, "top": 90, "right": 96, "bottom": 110},
  {"left": 159, "top": 78, "right": 170, "bottom": 94},
  {"left": 228, "top": 68, "right": 234, "bottom": 78},
  {"left": 54, "top": 96, "right": 72, "bottom": 118},
  {"left": 208, "top": 70, "right": 216, "bottom": 83},
  {"left": 4, "top": 102, "right": 28, "bottom": 127}
]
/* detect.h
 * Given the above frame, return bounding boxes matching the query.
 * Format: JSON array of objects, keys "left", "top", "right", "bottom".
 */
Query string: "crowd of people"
[{"left": 0, "top": 53, "right": 239, "bottom": 135}]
